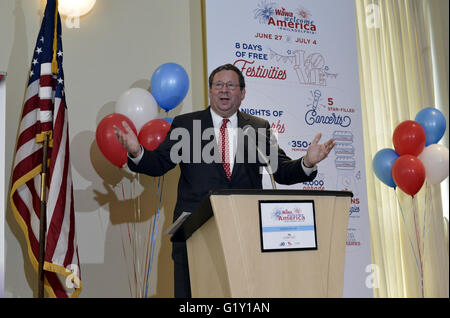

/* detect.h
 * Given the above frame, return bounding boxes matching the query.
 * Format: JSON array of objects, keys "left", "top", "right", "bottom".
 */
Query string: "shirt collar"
[{"left": 210, "top": 107, "right": 238, "bottom": 128}]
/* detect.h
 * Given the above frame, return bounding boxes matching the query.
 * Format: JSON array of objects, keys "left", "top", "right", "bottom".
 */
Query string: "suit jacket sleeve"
[
  {"left": 261, "top": 121, "right": 317, "bottom": 185},
  {"left": 273, "top": 146, "right": 317, "bottom": 185}
]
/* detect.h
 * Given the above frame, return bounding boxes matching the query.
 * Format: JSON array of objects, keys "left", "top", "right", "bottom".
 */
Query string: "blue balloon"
[
  {"left": 415, "top": 107, "right": 447, "bottom": 146},
  {"left": 163, "top": 117, "right": 173, "bottom": 124},
  {"left": 151, "top": 63, "right": 190, "bottom": 112},
  {"left": 372, "top": 148, "right": 399, "bottom": 188}
]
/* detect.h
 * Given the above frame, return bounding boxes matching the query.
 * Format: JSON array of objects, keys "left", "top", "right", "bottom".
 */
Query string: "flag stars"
[
  {"left": 36, "top": 47, "right": 43, "bottom": 55},
  {"left": 32, "top": 58, "right": 38, "bottom": 66},
  {"left": 57, "top": 78, "right": 64, "bottom": 85},
  {"left": 40, "top": 36, "right": 44, "bottom": 43},
  {"left": 57, "top": 50, "right": 63, "bottom": 57},
  {"left": 30, "top": 70, "right": 34, "bottom": 77}
]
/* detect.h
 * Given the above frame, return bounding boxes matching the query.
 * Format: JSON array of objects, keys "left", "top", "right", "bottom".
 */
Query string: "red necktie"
[{"left": 220, "top": 119, "right": 231, "bottom": 180}]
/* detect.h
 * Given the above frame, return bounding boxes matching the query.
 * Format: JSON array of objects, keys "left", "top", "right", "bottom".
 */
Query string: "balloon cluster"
[
  {"left": 96, "top": 63, "right": 189, "bottom": 167},
  {"left": 373, "top": 107, "right": 448, "bottom": 196}
]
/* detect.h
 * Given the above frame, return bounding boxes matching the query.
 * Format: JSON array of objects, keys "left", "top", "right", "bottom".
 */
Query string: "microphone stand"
[
  {"left": 243, "top": 125, "right": 277, "bottom": 190},
  {"left": 255, "top": 145, "right": 277, "bottom": 190}
]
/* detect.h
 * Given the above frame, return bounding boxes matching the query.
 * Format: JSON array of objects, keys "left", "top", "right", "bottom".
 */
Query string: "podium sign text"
[{"left": 258, "top": 200, "right": 317, "bottom": 252}]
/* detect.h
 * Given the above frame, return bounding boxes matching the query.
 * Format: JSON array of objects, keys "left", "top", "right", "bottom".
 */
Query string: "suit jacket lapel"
[
  {"left": 201, "top": 106, "right": 214, "bottom": 130},
  {"left": 199, "top": 106, "right": 215, "bottom": 148},
  {"left": 237, "top": 110, "right": 251, "bottom": 129},
  {"left": 230, "top": 111, "right": 252, "bottom": 180}
]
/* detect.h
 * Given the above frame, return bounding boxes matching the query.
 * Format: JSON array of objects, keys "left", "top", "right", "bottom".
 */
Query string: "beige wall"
[{"left": 1, "top": 0, "right": 205, "bottom": 297}]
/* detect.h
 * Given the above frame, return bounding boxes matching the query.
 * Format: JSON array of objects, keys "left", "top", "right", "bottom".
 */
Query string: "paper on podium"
[{"left": 164, "top": 212, "right": 191, "bottom": 235}]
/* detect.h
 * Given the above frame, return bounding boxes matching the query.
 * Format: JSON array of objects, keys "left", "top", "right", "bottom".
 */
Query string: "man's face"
[{"left": 209, "top": 70, "right": 246, "bottom": 118}]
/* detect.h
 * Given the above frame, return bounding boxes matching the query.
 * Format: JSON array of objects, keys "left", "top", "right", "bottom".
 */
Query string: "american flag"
[{"left": 9, "top": 0, "right": 81, "bottom": 298}]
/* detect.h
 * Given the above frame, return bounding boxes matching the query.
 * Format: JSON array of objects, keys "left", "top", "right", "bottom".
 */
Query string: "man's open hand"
[
  {"left": 303, "top": 133, "right": 336, "bottom": 167},
  {"left": 113, "top": 121, "right": 141, "bottom": 158}
]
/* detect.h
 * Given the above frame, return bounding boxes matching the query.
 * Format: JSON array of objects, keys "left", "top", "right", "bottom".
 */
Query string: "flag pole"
[
  {"left": 38, "top": 0, "right": 58, "bottom": 298},
  {"left": 38, "top": 132, "right": 50, "bottom": 298}
]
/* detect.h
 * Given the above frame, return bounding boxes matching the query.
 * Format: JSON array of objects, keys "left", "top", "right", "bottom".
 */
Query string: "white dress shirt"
[{"left": 209, "top": 107, "right": 238, "bottom": 173}]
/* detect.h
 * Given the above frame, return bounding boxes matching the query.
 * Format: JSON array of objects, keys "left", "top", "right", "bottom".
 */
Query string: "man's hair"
[{"left": 208, "top": 64, "right": 246, "bottom": 90}]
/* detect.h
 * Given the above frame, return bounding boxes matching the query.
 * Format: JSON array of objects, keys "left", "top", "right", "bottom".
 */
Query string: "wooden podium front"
[{"left": 175, "top": 190, "right": 352, "bottom": 298}]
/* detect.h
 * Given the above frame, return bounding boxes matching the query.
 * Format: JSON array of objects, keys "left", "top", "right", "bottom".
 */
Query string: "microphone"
[{"left": 242, "top": 125, "right": 277, "bottom": 190}]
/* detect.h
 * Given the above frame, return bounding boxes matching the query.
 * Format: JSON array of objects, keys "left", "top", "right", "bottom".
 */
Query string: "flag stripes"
[{"left": 9, "top": 0, "right": 81, "bottom": 298}]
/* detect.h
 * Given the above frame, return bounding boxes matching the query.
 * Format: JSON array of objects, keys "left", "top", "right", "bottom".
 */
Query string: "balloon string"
[
  {"left": 143, "top": 176, "right": 161, "bottom": 298},
  {"left": 412, "top": 196, "right": 424, "bottom": 298},
  {"left": 119, "top": 180, "right": 136, "bottom": 297},
  {"left": 395, "top": 190, "right": 423, "bottom": 296},
  {"left": 137, "top": 174, "right": 147, "bottom": 298},
  {"left": 141, "top": 216, "right": 153, "bottom": 297},
  {"left": 141, "top": 177, "right": 159, "bottom": 298},
  {"left": 137, "top": 175, "right": 147, "bottom": 298},
  {"left": 133, "top": 183, "right": 140, "bottom": 297},
  {"left": 151, "top": 176, "right": 164, "bottom": 281},
  {"left": 144, "top": 176, "right": 163, "bottom": 298},
  {"left": 141, "top": 176, "right": 160, "bottom": 298},
  {"left": 122, "top": 181, "right": 138, "bottom": 298},
  {"left": 141, "top": 176, "right": 158, "bottom": 297},
  {"left": 421, "top": 183, "right": 433, "bottom": 261},
  {"left": 120, "top": 222, "right": 133, "bottom": 297},
  {"left": 150, "top": 176, "right": 164, "bottom": 291},
  {"left": 134, "top": 174, "right": 145, "bottom": 298},
  {"left": 118, "top": 179, "right": 133, "bottom": 297},
  {"left": 144, "top": 175, "right": 164, "bottom": 298},
  {"left": 421, "top": 183, "right": 428, "bottom": 259}
]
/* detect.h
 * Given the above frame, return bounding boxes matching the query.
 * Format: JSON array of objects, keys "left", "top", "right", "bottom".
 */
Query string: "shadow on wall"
[{"left": 69, "top": 97, "right": 180, "bottom": 297}]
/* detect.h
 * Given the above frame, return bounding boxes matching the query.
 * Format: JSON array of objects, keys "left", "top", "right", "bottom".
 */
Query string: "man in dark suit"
[{"left": 114, "top": 64, "right": 336, "bottom": 298}]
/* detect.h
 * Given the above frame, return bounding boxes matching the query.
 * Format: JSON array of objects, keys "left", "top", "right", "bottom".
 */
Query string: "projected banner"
[{"left": 205, "top": 0, "right": 372, "bottom": 297}]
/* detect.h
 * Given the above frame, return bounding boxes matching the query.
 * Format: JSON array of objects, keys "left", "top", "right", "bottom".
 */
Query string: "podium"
[{"left": 174, "top": 189, "right": 353, "bottom": 298}]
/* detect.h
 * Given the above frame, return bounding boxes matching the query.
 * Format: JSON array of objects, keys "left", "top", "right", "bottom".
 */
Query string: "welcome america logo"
[
  {"left": 272, "top": 207, "right": 306, "bottom": 222},
  {"left": 253, "top": 1, "right": 317, "bottom": 34}
]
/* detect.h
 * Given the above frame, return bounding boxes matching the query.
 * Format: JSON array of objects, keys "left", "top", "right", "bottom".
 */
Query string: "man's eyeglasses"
[{"left": 212, "top": 82, "right": 241, "bottom": 91}]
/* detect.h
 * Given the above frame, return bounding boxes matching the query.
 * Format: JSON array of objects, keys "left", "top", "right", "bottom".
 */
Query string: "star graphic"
[
  {"left": 36, "top": 47, "right": 43, "bottom": 54},
  {"left": 32, "top": 58, "right": 38, "bottom": 66},
  {"left": 57, "top": 50, "right": 63, "bottom": 57},
  {"left": 57, "top": 78, "right": 64, "bottom": 85}
]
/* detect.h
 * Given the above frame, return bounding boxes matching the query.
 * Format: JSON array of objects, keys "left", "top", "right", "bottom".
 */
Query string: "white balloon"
[
  {"left": 115, "top": 88, "right": 158, "bottom": 133},
  {"left": 418, "top": 144, "right": 449, "bottom": 184}
]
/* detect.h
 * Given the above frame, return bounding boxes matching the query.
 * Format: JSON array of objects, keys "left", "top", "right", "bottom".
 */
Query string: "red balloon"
[
  {"left": 392, "top": 155, "right": 426, "bottom": 196},
  {"left": 96, "top": 113, "right": 137, "bottom": 167},
  {"left": 392, "top": 120, "right": 426, "bottom": 156},
  {"left": 138, "top": 119, "right": 171, "bottom": 151}
]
